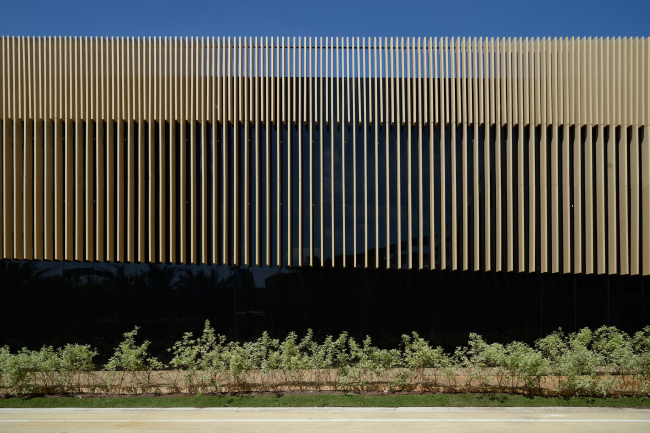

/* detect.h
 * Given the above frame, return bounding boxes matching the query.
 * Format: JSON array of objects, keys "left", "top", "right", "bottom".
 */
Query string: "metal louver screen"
[{"left": 1, "top": 36, "right": 649, "bottom": 275}]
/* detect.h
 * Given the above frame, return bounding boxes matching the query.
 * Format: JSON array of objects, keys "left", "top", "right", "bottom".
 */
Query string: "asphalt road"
[{"left": 1, "top": 407, "right": 649, "bottom": 433}]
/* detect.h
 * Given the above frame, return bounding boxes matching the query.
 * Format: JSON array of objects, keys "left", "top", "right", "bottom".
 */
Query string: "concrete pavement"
[{"left": 1, "top": 407, "right": 649, "bottom": 432}]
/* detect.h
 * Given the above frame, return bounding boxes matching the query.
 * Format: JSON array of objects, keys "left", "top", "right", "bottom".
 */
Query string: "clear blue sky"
[{"left": 1, "top": 0, "right": 648, "bottom": 38}]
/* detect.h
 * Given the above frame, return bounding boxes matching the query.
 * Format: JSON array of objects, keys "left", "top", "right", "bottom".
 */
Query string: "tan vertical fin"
[
  {"left": 44, "top": 37, "right": 54, "bottom": 260},
  {"left": 23, "top": 37, "right": 34, "bottom": 261},
  {"left": 539, "top": 37, "right": 548, "bottom": 273},
  {"left": 494, "top": 38, "right": 503, "bottom": 272},
  {"left": 505, "top": 38, "right": 513, "bottom": 272},
  {"left": 450, "top": 37, "right": 457, "bottom": 270},
  {"left": 619, "top": 37, "right": 629, "bottom": 274},
  {"left": 584, "top": 38, "right": 594, "bottom": 274},
  {"left": 629, "top": 37, "right": 639, "bottom": 275},
  {"left": 572, "top": 37, "right": 582, "bottom": 274},
  {"left": 461, "top": 37, "right": 468, "bottom": 271},
  {"left": 639, "top": 38, "right": 650, "bottom": 275},
  {"left": 33, "top": 37, "right": 43, "bottom": 260},
  {"left": 64, "top": 36, "right": 73, "bottom": 261},
  {"left": 596, "top": 38, "right": 606, "bottom": 274}
]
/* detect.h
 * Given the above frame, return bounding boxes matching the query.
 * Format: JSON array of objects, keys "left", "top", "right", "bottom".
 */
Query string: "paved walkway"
[{"left": 1, "top": 407, "right": 649, "bottom": 432}]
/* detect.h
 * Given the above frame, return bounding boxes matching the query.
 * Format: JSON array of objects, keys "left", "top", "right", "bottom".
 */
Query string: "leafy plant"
[
  {"left": 1, "top": 325, "right": 649, "bottom": 398},
  {"left": 104, "top": 327, "right": 165, "bottom": 394}
]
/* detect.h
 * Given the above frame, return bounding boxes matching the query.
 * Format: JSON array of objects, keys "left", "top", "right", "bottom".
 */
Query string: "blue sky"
[{"left": 1, "top": 0, "right": 648, "bottom": 38}]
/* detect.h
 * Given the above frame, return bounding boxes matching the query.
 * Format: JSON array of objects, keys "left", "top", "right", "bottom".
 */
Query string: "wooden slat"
[
  {"left": 287, "top": 37, "right": 293, "bottom": 267},
  {"left": 0, "top": 37, "right": 4, "bottom": 256},
  {"left": 44, "top": 37, "right": 54, "bottom": 260},
  {"left": 384, "top": 37, "right": 389, "bottom": 268},
  {"left": 638, "top": 38, "right": 650, "bottom": 275},
  {"left": 341, "top": 37, "right": 346, "bottom": 268},
  {"left": 254, "top": 37, "right": 259, "bottom": 262},
  {"left": 180, "top": 37, "right": 188, "bottom": 263},
  {"left": 318, "top": 38, "right": 324, "bottom": 265},
  {"left": 64, "top": 36, "right": 73, "bottom": 261},
  {"left": 550, "top": 37, "right": 559, "bottom": 273},
  {"left": 517, "top": 38, "right": 525, "bottom": 272},
  {"left": 189, "top": 37, "right": 197, "bottom": 264},
  {"left": 585, "top": 37, "right": 594, "bottom": 274},
  {"left": 243, "top": 37, "right": 250, "bottom": 265},
  {"left": 572, "top": 37, "right": 582, "bottom": 274},
  {"left": 135, "top": 37, "right": 143, "bottom": 263},
  {"left": 24, "top": 37, "right": 34, "bottom": 261},
  {"left": 417, "top": 37, "right": 424, "bottom": 269},
  {"left": 201, "top": 37, "right": 208, "bottom": 264},
  {"left": 14, "top": 36, "right": 23, "bottom": 260},
  {"left": 264, "top": 38, "right": 270, "bottom": 264},
  {"left": 558, "top": 39, "right": 572, "bottom": 274},
  {"left": 239, "top": 38, "right": 251, "bottom": 265},
  {"left": 450, "top": 37, "right": 457, "bottom": 270},
  {"left": 485, "top": 37, "right": 493, "bottom": 271},
  {"left": 539, "top": 37, "right": 548, "bottom": 273},
  {"left": 276, "top": 37, "right": 281, "bottom": 266},
  {"left": 402, "top": 38, "right": 415, "bottom": 269},
  {"left": 331, "top": 37, "right": 336, "bottom": 266},
  {"left": 351, "top": 37, "right": 357, "bottom": 268},
  {"left": 222, "top": 37, "right": 229, "bottom": 264},
  {"left": 147, "top": 38, "right": 154, "bottom": 261},
  {"left": 495, "top": 37, "right": 503, "bottom": 272},
  {"left": 2, "top": 37, "right": 12, "bottom": 259},
  {"left": 373, "top": 37, "right": 379, "bottom": 268},
  {"left": 505, "top": 37, "right": 514, "bottom": 272},
  {"left": 527, "top": 37, "right": 536, "bottom": 272},
  {"left": 83, "top": 37, "right": 93, "bottom": 262},
  {"left": 298, "top": 37, "right": 303, "bottom": 266},
  {"left": 441, "top": 36, "right": 448, "bottom": 270},
  {"left": 461, "top": 37, "right": 468, "bottom": 271},
  {"left": 73, "top": 36, "right": 82, "bottom": 261},
  {"left": 126, "top": 37, "right": 135, "bottom": 262},
  {"left": 255, "top": 37, "right": 260, "bottom": 266},
  {"left": 364, "top": 37, "right": 369, "bottom": 268},
  {"left": 604, "top": 38, "right": 619, "bottom": 274},
  {"left": 396, "top": 37, "right": 401, "bottom": 269},
  {"left": 114, "top": 37, "right": 123, "bottom": 261},
  {"left": 33, "top": 37, "right": 43, "bottom": 260},
  {"left": 618, "top": 37, "right": 629, "bottom": 274},
  {"left": 106, "top": 37, "right": 114, "bottom": 262},
  {"left": 596, "top": 38, "right": 606, "bottom": 274},
  {"left": 169, "top": 37, "right": 177, "bottom": 263},
  {"left": 95, "top": 37, "right": 104, "bottom": 262},
  {"left": 472, "top": 37, "right": 480, "bottom": 271},
  {"left": 629, "top": 37, "right": 639, "bottom": 275},
  {"left": 429, "top": 37, "right": 436, "bottom": 270},
  {"left": 212, "top": 36, "right": 220, "bottom": 265}
]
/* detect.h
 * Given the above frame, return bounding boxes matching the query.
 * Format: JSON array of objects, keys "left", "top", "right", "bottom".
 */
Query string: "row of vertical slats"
[{"left": 1, "top": 36, "right": 649, "bottom": 275}]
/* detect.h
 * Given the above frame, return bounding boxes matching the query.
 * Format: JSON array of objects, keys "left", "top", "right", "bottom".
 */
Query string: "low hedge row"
[{"left": 1, "top": 324, "right": 649, "bottom": 397}]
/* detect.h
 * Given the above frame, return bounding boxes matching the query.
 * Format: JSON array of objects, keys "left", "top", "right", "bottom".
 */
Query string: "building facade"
[{"left": 1, "top": 36, "right": 649, "bottom": 276}]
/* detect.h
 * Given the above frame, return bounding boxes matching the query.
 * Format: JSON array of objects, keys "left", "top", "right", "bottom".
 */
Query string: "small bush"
[
  {"left": 1, "top": 326, "right": 649, "bottom": 397},
  {"left": 104, "top": 327, "right": 165, "bottom": 394}
]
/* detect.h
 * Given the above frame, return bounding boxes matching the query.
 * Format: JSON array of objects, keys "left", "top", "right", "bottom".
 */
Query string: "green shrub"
[
  {"left": 504, "top": 341, "right": 548, "bottom": 394},
  {"left": 536, "top": 328, "right": 609, "bottom": 396},
  {"left": 1, "top": 325, "right": 649, "bottom": 397},
  {"left": 0, "top": 344, "right": 96, "bottom": 396},
  {"left": 0, "top": 347, "right": 37, "bottom": 395},
  {"left": 104, "top": 327, "right": 165, "bottom": 394},
  {"left": 632, "top": 326, "right": 650, "bottom": 397},
  {"left": 402, "top": 332, "right": 449, "bottom": 391}
]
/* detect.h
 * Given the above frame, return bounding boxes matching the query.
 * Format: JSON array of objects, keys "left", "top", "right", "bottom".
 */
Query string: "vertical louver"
[{"left": 1, "top": 36, "right": 648, "bottom": 275}]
